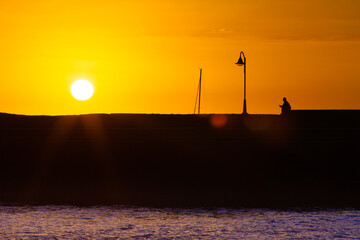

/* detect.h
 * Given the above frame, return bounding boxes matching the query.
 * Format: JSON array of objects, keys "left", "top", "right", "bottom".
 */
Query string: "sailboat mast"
[{"left": 198, "top": 68, "right": 202, "bottom": 115}]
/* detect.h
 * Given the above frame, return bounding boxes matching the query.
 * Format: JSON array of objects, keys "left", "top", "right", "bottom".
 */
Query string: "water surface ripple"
[{"left": 1, "top": 206, "right": 359, "bottom": 239}]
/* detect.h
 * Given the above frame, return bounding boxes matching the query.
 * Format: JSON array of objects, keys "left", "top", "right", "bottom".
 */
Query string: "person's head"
[{"left": 283, "top": 97, "right": 287, "bottom": 101}]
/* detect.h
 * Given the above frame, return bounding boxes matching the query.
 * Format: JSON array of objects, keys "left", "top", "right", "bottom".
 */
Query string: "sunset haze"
[{"left": 1, "top": 0, "right": 359, "bottom": 115}]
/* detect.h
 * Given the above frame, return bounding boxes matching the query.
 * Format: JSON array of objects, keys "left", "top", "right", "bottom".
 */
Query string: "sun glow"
[{"left": 71, "top": 80, "right": 94, "bottom": 101}]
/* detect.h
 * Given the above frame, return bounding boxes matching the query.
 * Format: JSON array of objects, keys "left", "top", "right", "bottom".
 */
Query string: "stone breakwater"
[{"left": 0, "top": 110, "right": 359, "bottom": 208}]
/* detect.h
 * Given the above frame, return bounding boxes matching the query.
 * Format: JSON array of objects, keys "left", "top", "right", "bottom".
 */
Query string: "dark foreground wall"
[{"left": 0, "top": 110, "right": 359, "bottom": 208}]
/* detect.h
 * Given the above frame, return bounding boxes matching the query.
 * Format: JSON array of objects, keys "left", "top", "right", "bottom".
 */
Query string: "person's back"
[{"left": 280, "top": 97, "right": 291, "bottom": 115}]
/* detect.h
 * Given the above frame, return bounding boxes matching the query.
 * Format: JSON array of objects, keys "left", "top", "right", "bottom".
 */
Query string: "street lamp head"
[
  {"left": 235, "top": 57, "right": 245, "bottom": 66},
  {"left": 235, "top": 51, "right": 246, "bottom": 66}
]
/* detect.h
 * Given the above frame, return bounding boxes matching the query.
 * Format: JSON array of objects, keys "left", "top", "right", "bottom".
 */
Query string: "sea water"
[{"left": 1, "top": 205, "right": 359, "bottom": 239}]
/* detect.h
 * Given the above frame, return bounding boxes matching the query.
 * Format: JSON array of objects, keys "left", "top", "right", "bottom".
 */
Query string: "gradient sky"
[{"left": 1, "top": 0, "right": 359, "bottom": 115}]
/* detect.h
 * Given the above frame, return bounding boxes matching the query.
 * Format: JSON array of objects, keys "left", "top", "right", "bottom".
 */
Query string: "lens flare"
[{"left": 210, "top": 114, "right": 228, "bottom": 128}]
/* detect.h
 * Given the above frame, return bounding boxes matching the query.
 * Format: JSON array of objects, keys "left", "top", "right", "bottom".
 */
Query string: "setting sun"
[{"left": 71, "top": 80, "right": 94, "bottom": 101}]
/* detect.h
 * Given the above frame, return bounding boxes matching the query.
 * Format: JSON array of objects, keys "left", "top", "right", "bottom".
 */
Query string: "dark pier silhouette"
[{"left": 0, "top": 110, "right": 359, "bottom": 208}]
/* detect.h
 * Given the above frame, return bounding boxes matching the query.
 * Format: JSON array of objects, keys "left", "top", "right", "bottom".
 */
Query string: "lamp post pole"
[{"left": 236, "top": 51, "right": 247, "bottom": 114}]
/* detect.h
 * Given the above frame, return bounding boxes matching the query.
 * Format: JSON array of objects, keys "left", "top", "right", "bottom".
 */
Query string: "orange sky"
[{"left": 1, "top": 0, "right": 359, "bottom": 115}]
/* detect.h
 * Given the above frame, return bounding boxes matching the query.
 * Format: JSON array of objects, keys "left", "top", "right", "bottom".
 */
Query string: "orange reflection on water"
[{"left": 210, "top": 114, "right": 228, "bottom": 128}]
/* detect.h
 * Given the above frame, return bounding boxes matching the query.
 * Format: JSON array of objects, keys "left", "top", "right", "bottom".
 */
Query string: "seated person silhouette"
[{"left": 279, "top": 97, "right": 291, "bottom": 115}]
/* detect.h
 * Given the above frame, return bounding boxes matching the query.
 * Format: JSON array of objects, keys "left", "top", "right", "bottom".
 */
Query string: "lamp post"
[{"left": 236, "top": 51, "right": 247, "bottom": 114}]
